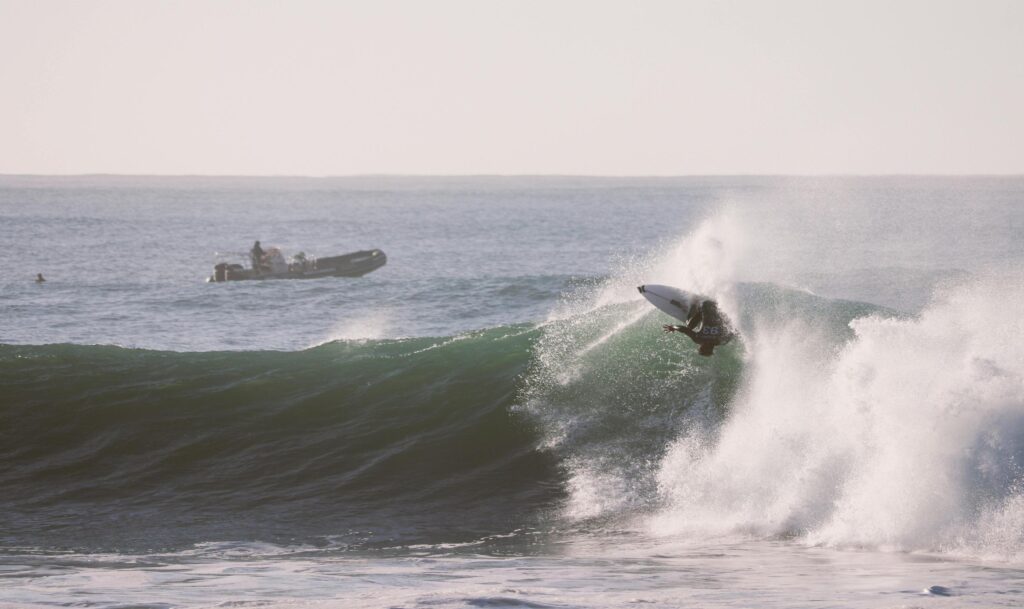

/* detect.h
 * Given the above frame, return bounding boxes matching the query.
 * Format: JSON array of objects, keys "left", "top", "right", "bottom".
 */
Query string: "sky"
[{"left": 1, "top": 0, "right": 1022, "bottom": 176}]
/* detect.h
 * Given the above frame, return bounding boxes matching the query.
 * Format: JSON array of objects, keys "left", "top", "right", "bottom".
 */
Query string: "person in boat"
[
  {"left": 250, "top": 241, "right": 265, "bottom": 274},
  {"left": 663, "top": 298, "right": 734, "bottom": 356},
  {"left": 35, "top": 273, "right": 45, "bottom": 283}
]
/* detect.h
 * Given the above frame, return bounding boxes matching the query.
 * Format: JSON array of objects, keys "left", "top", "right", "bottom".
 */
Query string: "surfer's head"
[{"left": 698, "top": 343, "right": 715, "bottom": 357}]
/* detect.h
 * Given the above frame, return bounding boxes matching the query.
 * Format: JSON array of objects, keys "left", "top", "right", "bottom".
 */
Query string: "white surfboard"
[{"left": 637, "top": 284, "right": 705, "bottom": 324}]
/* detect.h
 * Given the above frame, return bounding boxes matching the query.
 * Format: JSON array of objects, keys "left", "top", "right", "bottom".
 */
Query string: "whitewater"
[{"left": 1, "top": 175, "right": 1023, "bottom": 608}]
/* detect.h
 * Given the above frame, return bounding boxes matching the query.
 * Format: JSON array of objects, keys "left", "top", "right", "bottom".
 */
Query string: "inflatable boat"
[{"left": 210, "top": 248, "right": 386, "bottom": 282}]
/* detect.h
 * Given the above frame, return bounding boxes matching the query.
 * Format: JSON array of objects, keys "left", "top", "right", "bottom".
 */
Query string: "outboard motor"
[{"left": 214, "top": 263, "right": 228, "bottom": 282}]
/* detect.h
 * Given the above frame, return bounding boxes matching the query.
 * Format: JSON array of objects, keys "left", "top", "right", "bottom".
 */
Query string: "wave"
[
  {"left": 0, "top": 278, "right": 874, "bottom": 553},
  {"left": 0, "top": 327, "right": 560, "bottom": 551},
  {"left": 4, "top": 212, "right": 1022, "bottom": 562},
  {"left": 519, "top": 211, "right": 1024, "bottom": 560}
]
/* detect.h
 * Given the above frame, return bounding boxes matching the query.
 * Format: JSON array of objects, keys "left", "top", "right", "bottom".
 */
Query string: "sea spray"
[
  {"left": 545, "top": 209, "right": 747, "bottom": 322},
  {"left": 519, "top": 212, "right": 749, "bottom": 521},
  {"left": 652, "top": 274, "right": 1024, "bottom": 558},
  {"left": 311, "top": 309, "right": 394, "bottom": 346}
]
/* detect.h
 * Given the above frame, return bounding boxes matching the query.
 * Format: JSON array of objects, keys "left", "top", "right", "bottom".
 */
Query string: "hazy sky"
[{"left": 1, "top": 0, "right": 1022, "bottom": 175}]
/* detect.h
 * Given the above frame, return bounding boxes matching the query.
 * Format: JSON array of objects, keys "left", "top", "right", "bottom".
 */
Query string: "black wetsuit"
[{"left": 670, "top": 300, "right": 733, "bottom": 348}]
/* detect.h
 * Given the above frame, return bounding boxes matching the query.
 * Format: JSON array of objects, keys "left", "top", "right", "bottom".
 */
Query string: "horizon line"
[{"left": 2, "top": 172, "right": 1023, "bottom": 179}]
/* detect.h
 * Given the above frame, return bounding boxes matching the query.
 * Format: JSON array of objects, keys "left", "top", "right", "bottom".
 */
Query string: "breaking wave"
[{"left": 521, "top": 213, "right": 1024, "bottom": 561}]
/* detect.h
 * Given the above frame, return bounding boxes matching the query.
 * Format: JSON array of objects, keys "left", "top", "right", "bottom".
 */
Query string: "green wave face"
[{"left": 0, "top": 327, "right": 559, "bottom": 551}]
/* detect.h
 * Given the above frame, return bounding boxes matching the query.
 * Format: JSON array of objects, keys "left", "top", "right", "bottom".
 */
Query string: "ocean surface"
[{"left": 1, "top": 175, "right": 1023, "bottom": 608}]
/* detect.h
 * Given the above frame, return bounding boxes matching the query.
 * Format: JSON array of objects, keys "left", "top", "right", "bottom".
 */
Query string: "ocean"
[{"left": 1, "top": 175, "right": 1023, "bottom": 608}]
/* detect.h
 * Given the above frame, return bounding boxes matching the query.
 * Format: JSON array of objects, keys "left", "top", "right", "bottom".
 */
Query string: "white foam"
[{"left": 653, "top": 273, "right": 1024, "bottom": 558}]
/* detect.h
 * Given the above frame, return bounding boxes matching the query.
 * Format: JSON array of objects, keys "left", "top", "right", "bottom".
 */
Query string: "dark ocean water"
[{"left": 1, "top": 176, "right": 1023, "bottom": 608}]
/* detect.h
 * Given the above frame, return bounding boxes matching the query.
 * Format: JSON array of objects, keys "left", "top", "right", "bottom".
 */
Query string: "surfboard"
[{"left": 637, "top": 284, "right": 705, "bottom": 324}]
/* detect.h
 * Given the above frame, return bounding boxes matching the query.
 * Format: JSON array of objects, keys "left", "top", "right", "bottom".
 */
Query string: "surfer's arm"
[{"left": 664, "top": 325, "right": 699, "bottom": 341}]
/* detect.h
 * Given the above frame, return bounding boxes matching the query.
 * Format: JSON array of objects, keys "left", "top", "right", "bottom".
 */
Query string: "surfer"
[
  {"left": 663, "top": 299, "right": 733, "bottom": 356},
  {"left": 35, "top": 273, "right": 45, "bottom": 283}
]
